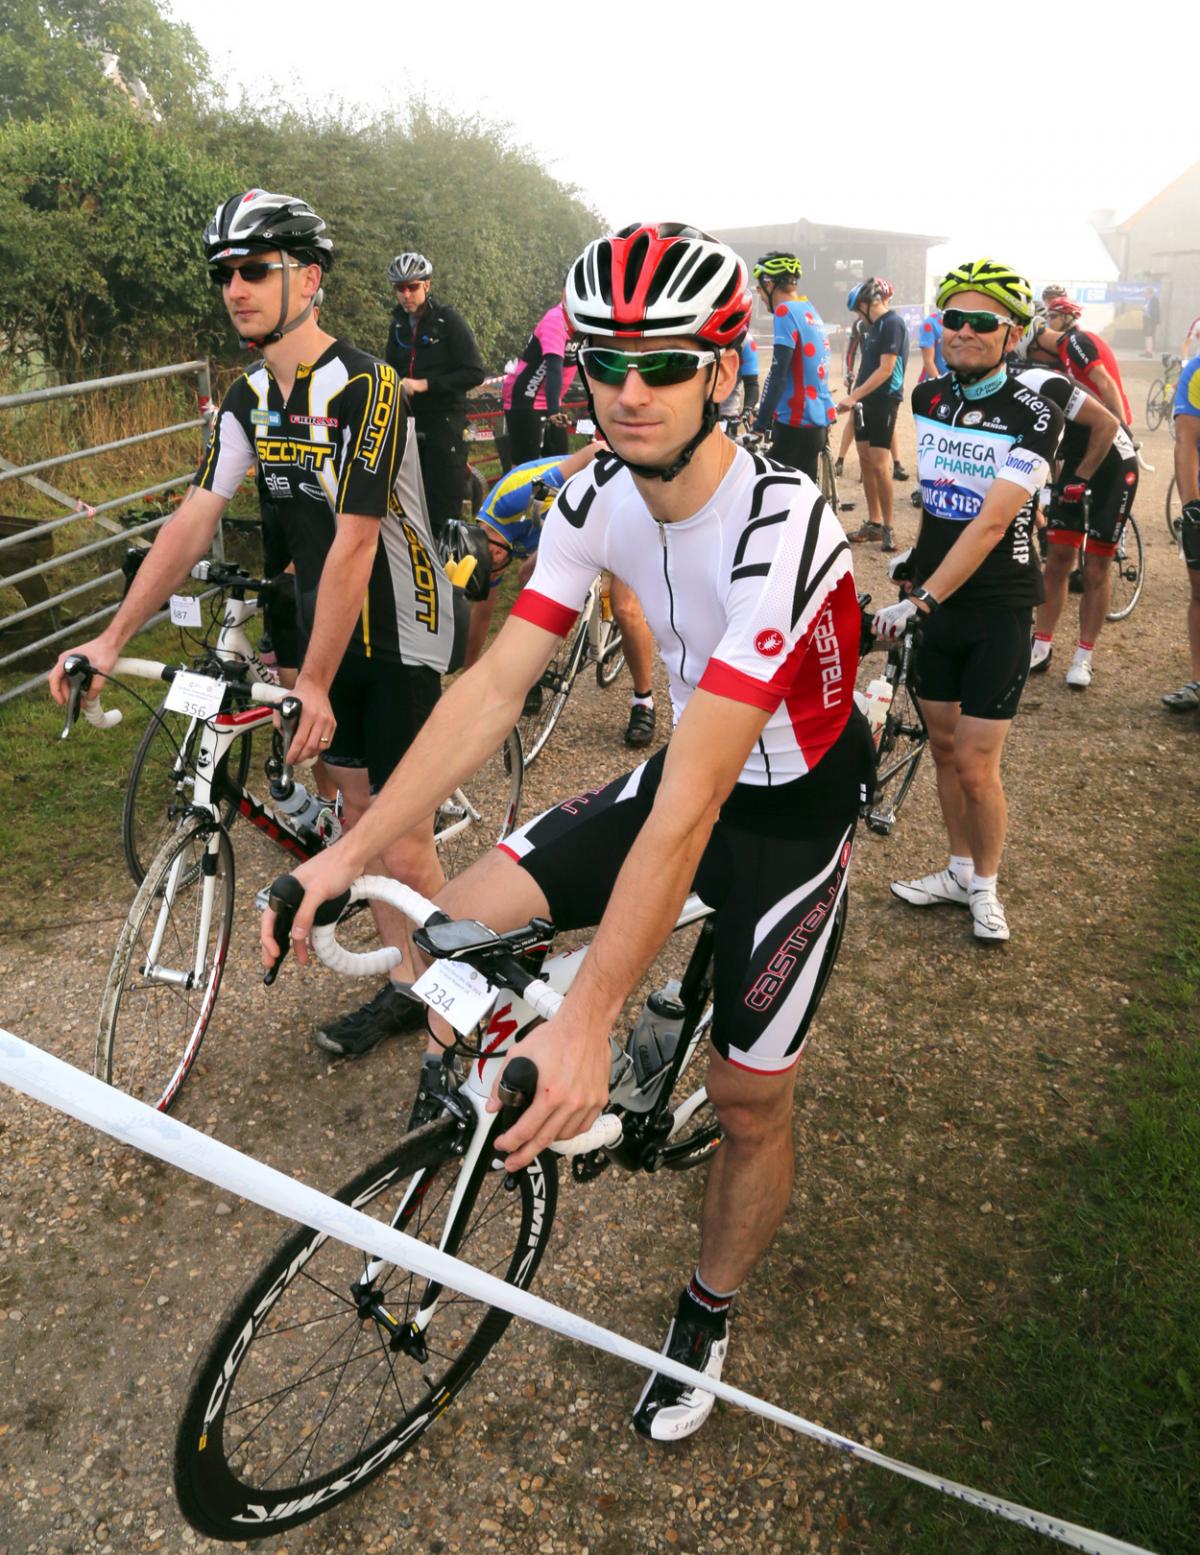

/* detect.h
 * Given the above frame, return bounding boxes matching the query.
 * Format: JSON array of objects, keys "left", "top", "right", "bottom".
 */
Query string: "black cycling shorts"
[
  {"left": 498, "top": 745, "right": 857, "bottom": 1075},
  {"left": 1046, "top": 458, "right": 1138, "bottom": 557},
  {"left": 263, "top": 571, "right": 299, "bottom": 671},
  {"left": 323, "top": 654, "right": 440, "bottom": 794},
  {"left": 769, "top": 422, "right": 828, "bottom": 483},
  {"left": 853, "top": 397, "right": 900, "bottom": 449},
  {"left": 913, "top": 604, "right": 1033, "bottom": 721}
]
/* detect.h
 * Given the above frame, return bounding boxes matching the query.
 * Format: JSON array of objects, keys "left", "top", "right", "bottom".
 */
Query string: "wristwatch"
[{"left": 909, "top": 586, "right": 939, "bottom": 614}]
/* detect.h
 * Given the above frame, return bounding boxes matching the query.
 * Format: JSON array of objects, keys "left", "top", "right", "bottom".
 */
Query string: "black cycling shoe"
[
  {"left": 522, "top": 683, "right": 544, "bottom": 718},
  {"left": 893, "top": 462, "right": 910, "bottom": 481},
  {"left": 624, "top": 703, "right": 656, "bottom": 748},
  {"left": 315, "top": 982, "right": 428, "bottom": 1058}
]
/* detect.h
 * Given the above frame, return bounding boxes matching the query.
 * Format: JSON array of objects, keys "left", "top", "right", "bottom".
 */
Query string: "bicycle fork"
[{"left": 140, "top": 833, "right": 222, "bottom": 989}]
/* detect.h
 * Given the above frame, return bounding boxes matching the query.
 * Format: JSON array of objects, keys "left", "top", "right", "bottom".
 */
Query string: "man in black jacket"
[{"left": 384, "top": 252, "right": 485, "bottom": 536}]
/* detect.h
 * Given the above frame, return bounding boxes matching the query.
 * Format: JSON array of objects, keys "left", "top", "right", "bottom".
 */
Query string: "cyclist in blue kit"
[
  {"left": 874, "top": 260, "right": 1062, "bottom": 945},
  {"left": 838, "top": 278, "right": 908, "bottom": 552},
  {"left": 751, "top": 252, "right": 836, "bottom": 481}
]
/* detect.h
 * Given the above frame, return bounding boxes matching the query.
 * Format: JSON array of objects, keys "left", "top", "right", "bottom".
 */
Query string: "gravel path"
[{"left": 1, "top": 365, "right": 1194, "bottom": 1555}]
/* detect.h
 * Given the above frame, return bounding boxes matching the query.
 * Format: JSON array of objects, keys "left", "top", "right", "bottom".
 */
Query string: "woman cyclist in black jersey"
[{"left": 872, "top": 259, "right": 1062, "bottom": 944}]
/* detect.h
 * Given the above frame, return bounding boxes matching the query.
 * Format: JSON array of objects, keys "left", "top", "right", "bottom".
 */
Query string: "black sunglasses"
[
  {"left": 941, "top": 307, "right": 1014, "bottom": 335},
  {"left": 580, "top": 345, "right": 719, "bottom": 387},
  {"left": 208, "top": 260, "right": 302, "bottom": 287}
]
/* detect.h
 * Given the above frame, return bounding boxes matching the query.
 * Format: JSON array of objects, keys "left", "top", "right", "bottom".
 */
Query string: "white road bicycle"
[
  {"left": 60, "top": 648, "right": 522, "bottom": 1112},
  {"left": 172, "top": 868, "right": 802, "bottom": 1540}
]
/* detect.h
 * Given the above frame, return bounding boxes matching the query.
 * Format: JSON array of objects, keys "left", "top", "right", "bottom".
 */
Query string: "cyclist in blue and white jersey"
[
  {"left": 268, "top": 222, "right": 874, "bottom": 1446},
  {"left": 1163, "top": 354, "right": 1200, "bottom": 710}
]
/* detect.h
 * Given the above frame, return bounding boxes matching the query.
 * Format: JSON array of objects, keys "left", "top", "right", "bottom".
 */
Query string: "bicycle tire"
[
  {"left": 97, "top": 820, "right": 235, "bottom": 1111},
  {"left": 434, "top": 728, "right": 523, "bottom": 879},
  {"left": 1106, "top": 514, "right": 1145, "bottom": 622},
  {"left": 174, "top": 1119, "right": 558, "bottom": 1540},
  {"left": 818, "top": 448, "right": 841, "bottom": 518},
  {"left": 864, "top": 663, "right": 928, "bottom": 836},
  {"left": 1146, "top": 379, "right": 1165, "bottom": 431},
  {"left": 466, "top": 464, "right": 487, "bottom": 517},
  {"left": 595, "top": 617, "right": 626, "bottom": 688},
  {"left": 1165, "top": 475, "right": 1182, "bottom": 550},
  {"left": 518, "top": 613, "right": 589, "bottom": 768},
  {"left": 122, "top": 704, "right": 252, "bottom": 884}
]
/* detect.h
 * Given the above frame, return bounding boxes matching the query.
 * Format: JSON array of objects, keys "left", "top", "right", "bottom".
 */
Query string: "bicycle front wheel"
[
  {"left": 96, "top": 820, "right": 235, "bottom": 1110},
  {"left": 123, "top": 705, "right": 252, "bottom": 884},
  {"left": 1165, "top": 476, "right": 1181, "bottom": 550},
  {"left": 1146, "top": 380, "right": 1165, "bottom": 431},
  {"left": 434, "top": 728, "right": 523, "bottom": 879},
  {"left": 174, "top": 1120, "right": 559, "bottom": 1541},
  {"left": 595, "top": 616, "right": 626, "bottom": 688},
  {"left": 1106, "top": 514, "right": 1145, "bottom": 621},
  {"left": 865, "top": 668, "right": 928, "bottom": 836},
  {"left": 518, "top": 615, "right": 588, "bottom": 767}
]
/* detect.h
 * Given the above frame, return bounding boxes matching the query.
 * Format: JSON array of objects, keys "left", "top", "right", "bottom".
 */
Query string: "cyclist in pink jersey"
[{"left": 505, "top": 303, "right": 580, "bottom": 463}]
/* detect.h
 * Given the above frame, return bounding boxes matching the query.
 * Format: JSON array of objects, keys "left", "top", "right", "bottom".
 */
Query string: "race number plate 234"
[{"left": 411, "top": 959, "right": 498, "bottom": 1034}]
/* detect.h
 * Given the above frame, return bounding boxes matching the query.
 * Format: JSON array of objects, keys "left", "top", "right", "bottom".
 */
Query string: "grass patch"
[{"left": 862, "top": 845, "right": 1200, "bottom": 1552}]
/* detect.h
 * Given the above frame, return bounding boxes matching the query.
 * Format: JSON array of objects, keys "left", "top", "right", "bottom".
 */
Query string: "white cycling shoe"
[
  {"left": 890, "top": 868, "right": 971, "bottom": 909},
  {"left": 632, "top": 1318, "right": 728, "bottom": 1442},
  {"left": 970, "top": 887, "right": 1010, "bottom": 943},
  {"left": 1066, "top": 657, "right": 1093, "bottom": 690}
]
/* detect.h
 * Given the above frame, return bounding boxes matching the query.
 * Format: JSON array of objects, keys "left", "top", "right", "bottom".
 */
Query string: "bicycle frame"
[{"left": 309, "top": 877, "right": 717, "bottom": 1340}]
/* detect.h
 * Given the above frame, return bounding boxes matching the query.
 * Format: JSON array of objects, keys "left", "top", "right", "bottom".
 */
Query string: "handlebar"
[
  {"left": 263, "top": 872, "right": 618, "bottom": 1155},
  {"left": 59, "top": 653, "right": 295, "bottom": 742}
]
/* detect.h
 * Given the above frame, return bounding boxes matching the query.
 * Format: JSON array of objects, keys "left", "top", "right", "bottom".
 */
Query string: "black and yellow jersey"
[{"left": 194, "top": 339, "right": 454, "bottom": 668}]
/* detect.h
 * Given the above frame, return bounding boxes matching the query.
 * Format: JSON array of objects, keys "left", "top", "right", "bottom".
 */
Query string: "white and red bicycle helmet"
[{"left": 564, "top": 222, "right": 752, "bottom": 347}]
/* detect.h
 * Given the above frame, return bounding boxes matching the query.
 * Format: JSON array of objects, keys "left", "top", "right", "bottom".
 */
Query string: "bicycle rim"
[
  {"left": 96, "top": 821, "right": 235, "bottom": 1111},
  {"left": 1146, "top": 381, "right": 1164, "bottom": 430},
  {"left": 1106, "top": 516, "right": 1145, "bottom": 622},
  {"left": 1165, "top": 477, "right": 1181, "bottom": 549},
  {"left": 595, "top": 620, "right": 626, "bottom": 688},
  {"left": 123, "top": 707, "right": 251, "bottom": 884},
  {"left": 518, "top": 619, "right": 587, "bottom": 767},
  {"left": 434, "top": 729, "right": 523, "bottom": 879},
  {"left": 174, "top": 1121, "right": 558, "bottom": 1540}
]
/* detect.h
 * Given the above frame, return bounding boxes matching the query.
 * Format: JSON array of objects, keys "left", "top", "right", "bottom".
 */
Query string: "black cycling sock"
[{"left": 677, "top": 1270, "right": 736, "bottom": 1334}]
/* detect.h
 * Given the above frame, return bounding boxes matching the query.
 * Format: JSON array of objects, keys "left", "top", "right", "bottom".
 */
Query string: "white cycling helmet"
[
  {"left": 564, "top": 222, "right": 751, "bottom": 346},
  {"left": 388, "top": 252, "right": 433, "bottom": 285},
  {"left": 204, "top": 190, "right": 332, "bottom": 268}
]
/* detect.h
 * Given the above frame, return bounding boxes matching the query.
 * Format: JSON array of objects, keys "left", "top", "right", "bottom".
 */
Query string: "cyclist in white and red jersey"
[
  {"left": 1043, "top": 298, "right": 1132, "bottom": 426},
  {"left": 267, "top": 221, "right": 874, "bottom": 1446}
]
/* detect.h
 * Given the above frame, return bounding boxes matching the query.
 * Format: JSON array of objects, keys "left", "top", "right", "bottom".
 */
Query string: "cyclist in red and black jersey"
[
  {"left": 267, "top": 222, "right": 873, "bottom": 1446},
  {"left": 1012, "top": 330, "right": 1136, "bottom": 688},
  {"left": 1042, "top": 298, "right": 1132, "bottom": 426}
]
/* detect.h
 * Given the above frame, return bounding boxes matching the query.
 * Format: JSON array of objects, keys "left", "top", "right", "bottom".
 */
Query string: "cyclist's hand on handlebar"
[
  {"left": 487, "top": 1017, "right": 611, "bottom": 1172},
  {"left": 872, "top": 598, "right": 921, "bottom": 641},
  {"left": 260, "top": 845, "right": 360, "bottom": 970},
  {"left": 49, "top": 637, "right": 118, "bottom": 705},
  {"left": 285, "top": 673, "right": 336, "bottom": 763}
]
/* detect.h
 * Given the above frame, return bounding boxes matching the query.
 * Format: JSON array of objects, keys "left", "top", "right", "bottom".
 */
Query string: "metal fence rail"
[{"left": 0, "top": 358, "right": 215, "bottom": 706}]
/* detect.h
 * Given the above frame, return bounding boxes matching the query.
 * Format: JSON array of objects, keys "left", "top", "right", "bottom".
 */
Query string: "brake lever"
[
  {"left": 59, "top": 654, "right": 90, "bottom": 740},
  {"left": 263, "top": 875, "right": 304, "bottom": 986}
]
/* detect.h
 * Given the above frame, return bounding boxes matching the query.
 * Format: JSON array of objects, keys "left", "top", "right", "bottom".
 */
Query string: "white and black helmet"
[
  {"left": 204, "top": 190, "right": 333, "bottom": 269},
  {"left": 388, "top": 252, "right": 433, "bottom": 285}
]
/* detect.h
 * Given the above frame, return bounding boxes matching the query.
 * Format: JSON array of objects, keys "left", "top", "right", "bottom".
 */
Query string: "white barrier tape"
[{"left": 0, "top": 1031, "right": 1156, "bottom": 1555}]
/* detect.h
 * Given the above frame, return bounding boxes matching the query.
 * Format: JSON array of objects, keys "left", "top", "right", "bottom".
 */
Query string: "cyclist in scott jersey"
[
  {"left": 750, "top": 252, "right": 837, "bottom": 481},
  {"left": 268, "top": 222, "right": 873, "bottom": 1445},
  {"left": 875, "top": 259, "right": 1062, "bottom": 944}
]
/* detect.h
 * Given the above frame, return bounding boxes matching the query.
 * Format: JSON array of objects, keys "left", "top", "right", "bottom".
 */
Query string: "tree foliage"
[
  {"left": 0, "top": 0, "right": 212, "bottom": 123},
  {"left": 0, "top": 5, "right": 600, "bottom": 379}
]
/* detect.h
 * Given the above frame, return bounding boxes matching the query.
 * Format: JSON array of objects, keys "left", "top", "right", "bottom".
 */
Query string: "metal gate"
[{"left": 0, "top": 359, "right": 215, "bottom": 705}]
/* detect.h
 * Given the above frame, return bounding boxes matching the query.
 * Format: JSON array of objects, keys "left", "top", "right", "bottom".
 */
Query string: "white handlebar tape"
[
  {"left": 310, "top": 924, "right": 401, "bottom": 977},
  {"left": 82, "top": 698, "right": 122, "bottom": 729}
]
